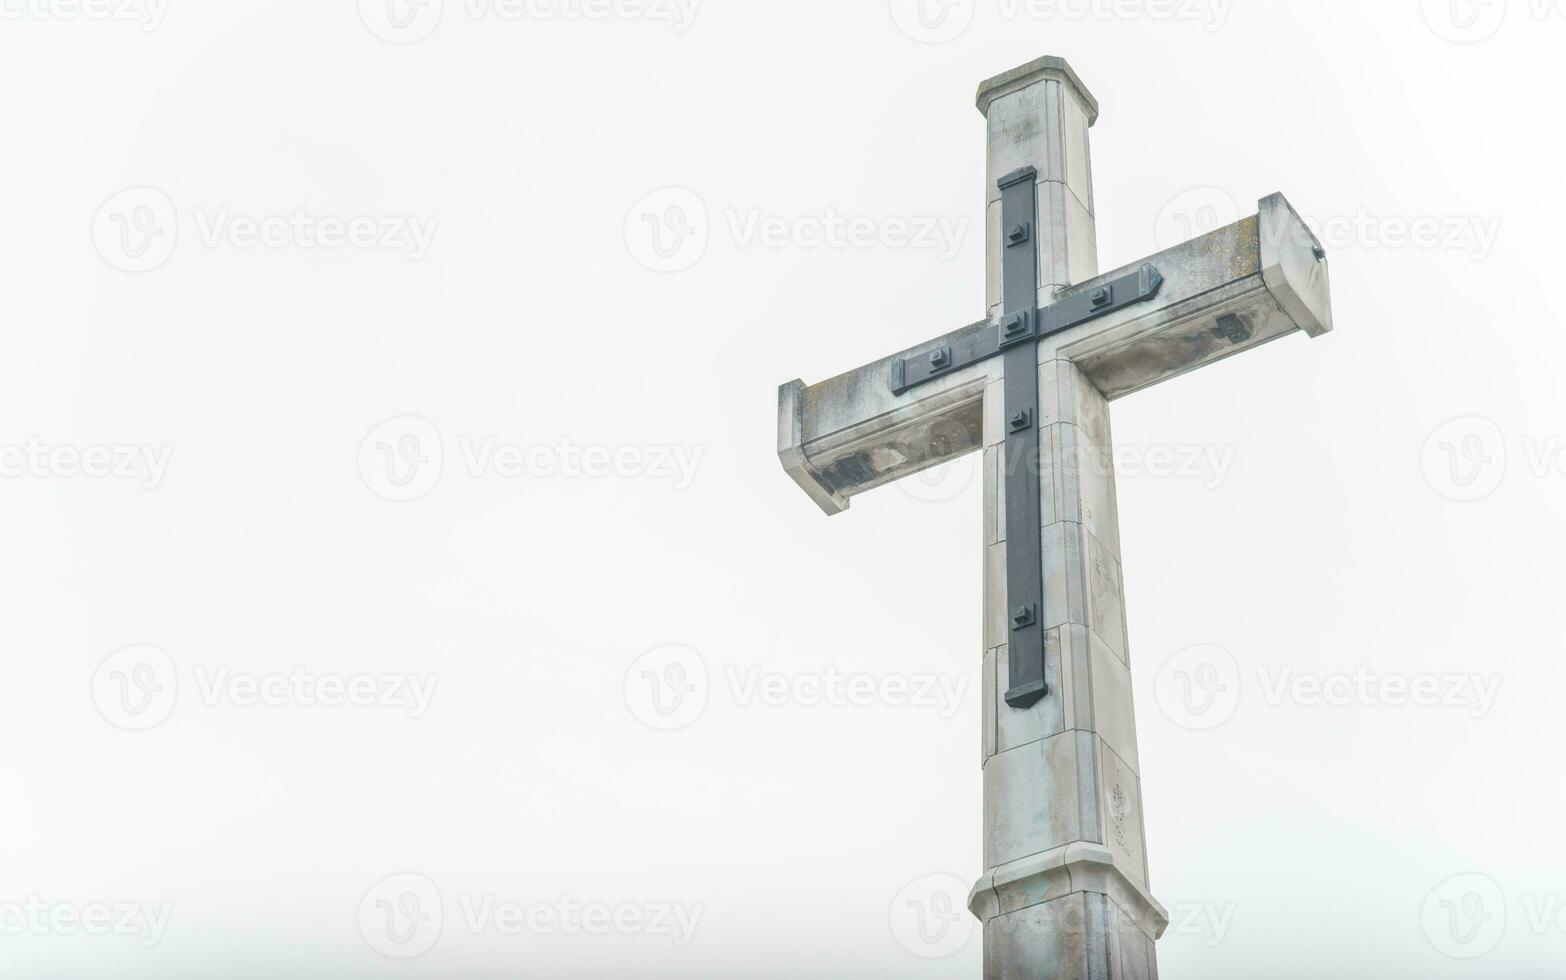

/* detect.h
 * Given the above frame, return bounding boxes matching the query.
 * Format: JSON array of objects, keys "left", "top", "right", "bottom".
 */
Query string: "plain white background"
[{"left": 2, "top": 0, "right": 1563, "bottom": 976}]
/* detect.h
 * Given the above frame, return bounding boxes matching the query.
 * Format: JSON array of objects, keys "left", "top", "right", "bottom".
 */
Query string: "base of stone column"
[{"left": 969, "top": 843, "right": 1167, "bottom": 979}]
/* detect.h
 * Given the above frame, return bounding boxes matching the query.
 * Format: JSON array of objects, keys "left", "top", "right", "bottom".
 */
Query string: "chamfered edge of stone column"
[
  {"left": 976, "top": 55, "right": 1100, "bottom": 124},
  {"left": 967, "top": 841, "right": 1170, "bottom": 942},
  {"left": 1258, "top": 192, "right": 1334, "bottom": 338},
  {"left": 777, "top": 379, "right": 850, "bottom": 515}
]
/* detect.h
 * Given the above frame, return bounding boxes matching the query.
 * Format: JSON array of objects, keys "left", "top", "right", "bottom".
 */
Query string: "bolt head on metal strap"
[
  {"left": 1011, "top": 605, "right": 1037, "bottom": 630},
  {"left": 998, "top": 309, "right": 1036, "bottom": 349}
]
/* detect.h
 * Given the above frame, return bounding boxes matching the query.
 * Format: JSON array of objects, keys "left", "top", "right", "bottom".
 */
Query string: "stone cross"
[{"left": 776, "top": 56, "right": 1333, "bottom": 978}]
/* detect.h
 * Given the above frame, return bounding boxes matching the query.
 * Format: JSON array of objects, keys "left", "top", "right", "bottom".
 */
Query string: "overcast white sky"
[{"left": 2, "top": 1, "right": 1564, "bottom": 977}]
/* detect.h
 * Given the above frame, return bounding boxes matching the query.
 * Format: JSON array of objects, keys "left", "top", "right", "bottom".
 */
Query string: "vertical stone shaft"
[{"left": 972, "top": 57, "right": 1167, "bottom": 980}]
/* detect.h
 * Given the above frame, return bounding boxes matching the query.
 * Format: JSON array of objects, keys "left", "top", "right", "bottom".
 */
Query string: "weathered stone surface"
[
  {"left": 777, "top": 53, "right": 1334, "bottom": 980},
  {"left": 778, "top": 196, "right": 1329, "bottom": 514}
]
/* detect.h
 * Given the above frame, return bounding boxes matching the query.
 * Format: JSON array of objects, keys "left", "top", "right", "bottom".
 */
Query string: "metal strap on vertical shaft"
[{"left": 998, "top": 167, "right": 1048, "bottom": 710}]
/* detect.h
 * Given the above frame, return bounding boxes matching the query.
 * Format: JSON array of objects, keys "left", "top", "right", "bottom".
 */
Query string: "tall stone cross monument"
[{"left": 776, "top": 56, "right": 1333, "bottom": 977}]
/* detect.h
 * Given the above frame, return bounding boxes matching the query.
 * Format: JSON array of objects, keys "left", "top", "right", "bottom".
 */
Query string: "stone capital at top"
[{"left": 976, "top": 55, "right": 1099, "bottom": 125}]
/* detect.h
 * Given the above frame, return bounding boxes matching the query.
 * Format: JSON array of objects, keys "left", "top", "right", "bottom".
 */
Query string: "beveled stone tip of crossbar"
[{"left": 976, "top": 55, "right": 1099, "bottom": 124}]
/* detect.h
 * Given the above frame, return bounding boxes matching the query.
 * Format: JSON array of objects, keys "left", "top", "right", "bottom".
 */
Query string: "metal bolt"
[
  {"left": 1007, "top": 223, "right": 1029, "bottom": 246},
  {"left": 1008, "top": 409, "right": 1032, "bottom": 433},
  {"left": 929, "top": 348, "right": 951, "bottom": 369},
  {"left": 1011, "top": 605, "right": 1036, "bottom": 630},
  {"left": 1090, "top": 286, "right": 1112, "bottom": 308},
  {"left": 1214, "top": 314, "right": 1253, "bottom": 345},
  {"left": 1004, "top": 313, "right": 1027, "bottom": 337}
]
